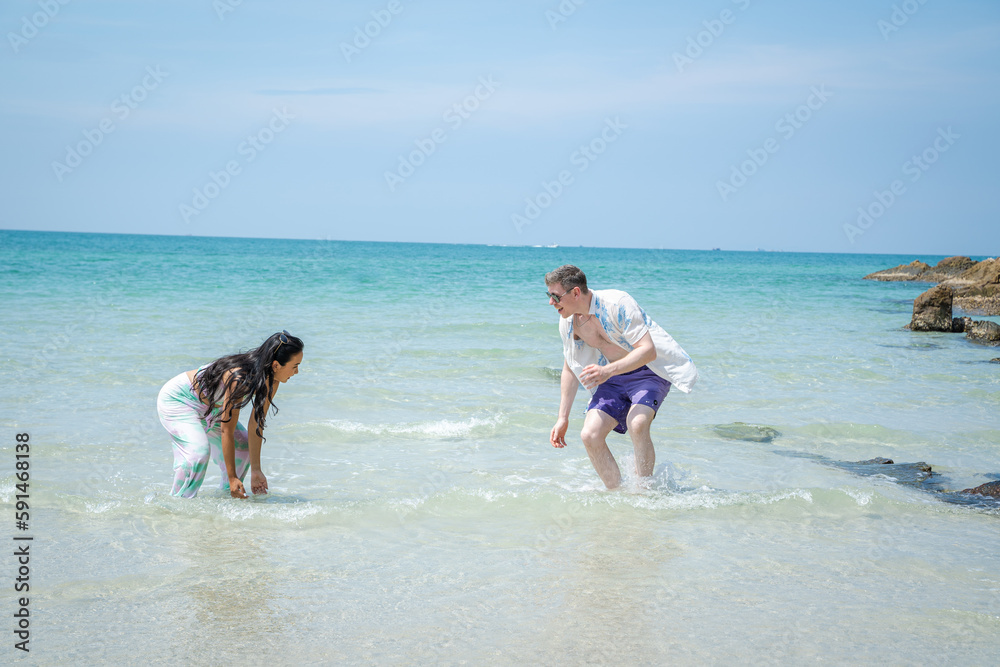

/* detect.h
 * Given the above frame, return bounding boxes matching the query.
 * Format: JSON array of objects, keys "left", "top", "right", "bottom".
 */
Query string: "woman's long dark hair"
[{"left": 193, "top": 331, "right": 304, "bottom": 441}]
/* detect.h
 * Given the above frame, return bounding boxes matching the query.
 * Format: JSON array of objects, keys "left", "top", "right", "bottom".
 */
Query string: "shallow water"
[{"left": 1, "top": 230, "right": 998, "bottom": 663}]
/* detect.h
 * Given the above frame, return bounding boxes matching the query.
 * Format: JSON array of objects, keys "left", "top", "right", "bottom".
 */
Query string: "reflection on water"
[{"left": 181, "top": 526, "right": 283, "bottom": 657}]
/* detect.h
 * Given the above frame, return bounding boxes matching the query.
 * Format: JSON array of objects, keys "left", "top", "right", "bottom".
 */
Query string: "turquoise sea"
[{"left": 1, "top": 229, "right": 998, "bottom": 664}]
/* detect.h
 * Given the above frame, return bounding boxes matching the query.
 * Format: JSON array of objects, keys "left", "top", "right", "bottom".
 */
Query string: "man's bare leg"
[
  {"left": 626, "top": 405, "right": 656, "bottom": 479},
  {"left": 580, "top": 409, "right": 621, "bottom": 489}
]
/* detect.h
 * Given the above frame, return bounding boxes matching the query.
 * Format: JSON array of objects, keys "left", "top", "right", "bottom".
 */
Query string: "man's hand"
[
  {"left": 251, "top": 470, "right": 269, "bottom": 495},
  {"left": 229, "top": 477, "right": 248, "bottom": 499},
  {"left": 579, "top": 364, "right": 612, "bottom": 390},
  {"left": 550, "top": 417, "right": 569, "bottom": 448}
]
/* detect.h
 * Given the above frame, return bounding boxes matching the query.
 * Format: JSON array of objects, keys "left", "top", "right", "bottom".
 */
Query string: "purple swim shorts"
[{"left": 587, "top": 365, "right": 671, "bottom": 434}]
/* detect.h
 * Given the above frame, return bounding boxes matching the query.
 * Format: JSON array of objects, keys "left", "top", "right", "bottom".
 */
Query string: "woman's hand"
[
  {"left": 251, "top": 470, "right": 269, "bottom": 495},
  {"left": 229, "top": 477, "right": 248, "bottom": 499}
]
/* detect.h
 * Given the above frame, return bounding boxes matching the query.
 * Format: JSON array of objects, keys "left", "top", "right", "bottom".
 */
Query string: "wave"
[
  {"left": 538, "top": 366, "right": 562, "bottom": 382},
  {"left": 10, "top": 479, "right": 996, "bottom": 532},
  {"left": 784, "top": 422, "right": 922, "bottom": 445},
  {"left": 316, "top": 414, "right": 507, "bottom": 438},
  {"left": 384, "top": 483, "right": 999, "bottom": 518}
]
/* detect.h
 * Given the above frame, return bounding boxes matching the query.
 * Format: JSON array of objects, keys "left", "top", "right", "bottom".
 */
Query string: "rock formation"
[
  {"left": 864, "top": 259, "right": 934, "bottom": 281},
  {"left": 966, "top": 320, "right": 1000, "bottom": 347},
  {"left": 961, "top": 480, "right": 1000, "bottom": 498},
  {"left": 864, "top": 256, "right": 975, "bottom": 283},
  {"left": 951, "top": 316, "right": 973, "bottom": 333},
  {"left": 906, "top": 284, "right": 954, "bottom": 332},
  {"left": 864, "top": 256, "right": 1000, "bottom": 316}
]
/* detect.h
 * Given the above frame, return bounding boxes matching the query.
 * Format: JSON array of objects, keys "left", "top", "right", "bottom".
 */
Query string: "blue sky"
[{"left": 2, "top": 0, "right": 998, "bottom": 254}]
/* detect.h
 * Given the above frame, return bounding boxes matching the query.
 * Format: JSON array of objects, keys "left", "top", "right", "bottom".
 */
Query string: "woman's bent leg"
[
  {"left": 157, "top": 373, "right": 214, "bottom": 498},
  {"left": 161, "top": 416, "right": 212, "bottom": 498}
]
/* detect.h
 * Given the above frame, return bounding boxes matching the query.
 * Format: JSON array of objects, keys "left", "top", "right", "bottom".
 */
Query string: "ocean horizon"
[
  {"left": 2, "top": 228, "right": 998, "bottom": 664},
  {"left": 6, "top": 227, "right": 993, "bottom": 256}
]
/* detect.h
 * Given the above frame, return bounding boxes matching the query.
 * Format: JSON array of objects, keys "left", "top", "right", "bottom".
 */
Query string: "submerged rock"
[
  {"left": 831, "top": 459, "right": 938, "bottom": 490},
  {"left": 713, "top": 422, "right": 780, "bottom": 443},
  {"left": 774, "top": 450, "right": 938, "bottom": 488},
  {"left": 906, "top": 285, "right": 953, "bottom": 332},
  {"left": 961, "top": 481, "right": 1000, "bottom": 498},
  {"left": 966, "top": 320, "right": 1000, "bottom": 347},
  {"left": 773, "top": 450, "right": 999, "bottom": 509}
]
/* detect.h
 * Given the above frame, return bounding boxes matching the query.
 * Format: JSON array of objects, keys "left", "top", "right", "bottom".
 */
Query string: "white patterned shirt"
[{"left": 558, "top": 289, "right": 698, "bottom": 394}]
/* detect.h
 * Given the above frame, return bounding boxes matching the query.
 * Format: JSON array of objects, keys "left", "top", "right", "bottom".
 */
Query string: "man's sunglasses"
[{"left": 546, "top": 287, "right": 576, "bottom": 303}]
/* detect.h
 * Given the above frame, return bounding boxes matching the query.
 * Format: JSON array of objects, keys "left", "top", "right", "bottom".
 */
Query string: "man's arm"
[
  {"left": 550, "top": 360, "right": 579, "bottom": 448},
  {"left": 578, "top": 331, "right": 656, "bottom": 389}
]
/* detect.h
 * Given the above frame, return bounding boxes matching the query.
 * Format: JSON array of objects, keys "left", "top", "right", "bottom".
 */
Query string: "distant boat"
[{"left": 711, "top": 247, "right": 721, "bottom": 251}]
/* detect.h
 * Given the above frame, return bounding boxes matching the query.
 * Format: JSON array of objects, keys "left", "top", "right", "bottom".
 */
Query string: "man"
[{"left": 545, "top": 265, "right": 697, "bottom": 489}]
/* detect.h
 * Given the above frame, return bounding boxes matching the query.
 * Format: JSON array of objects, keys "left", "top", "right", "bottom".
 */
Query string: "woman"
[{"left": 156, "top": 331, "right": 304, "bottom": 498}]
